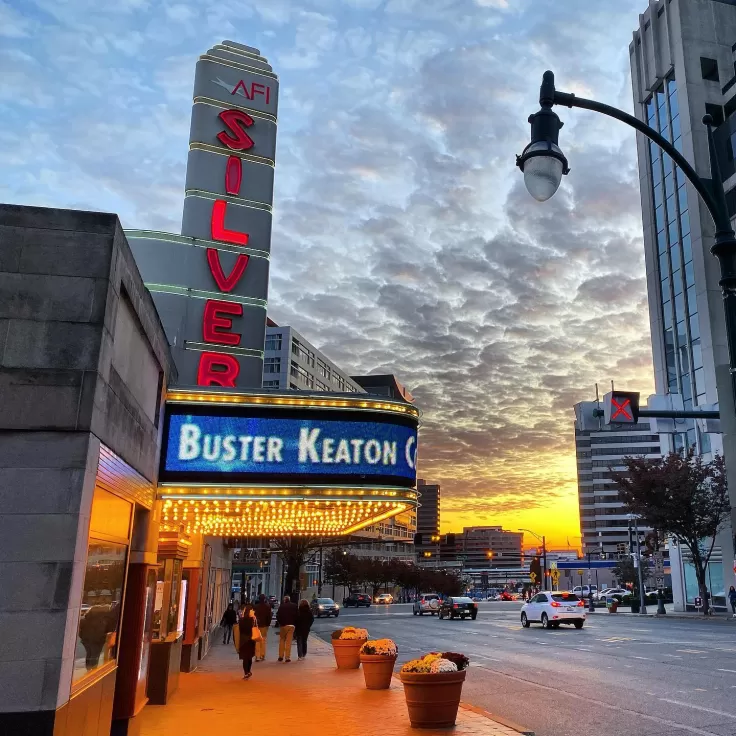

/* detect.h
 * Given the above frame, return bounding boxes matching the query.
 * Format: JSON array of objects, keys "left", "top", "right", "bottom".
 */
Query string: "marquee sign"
[
  {"left": 127, "top": 40, "right": 278, "bottom": 389},
  {"left": 161, "top": 411, "right": 418, "bottom": 484}
]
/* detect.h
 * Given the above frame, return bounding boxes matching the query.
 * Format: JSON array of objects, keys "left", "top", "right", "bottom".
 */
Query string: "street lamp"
[
  {"left": 518, "top": 71, "right": 736, "bottom": 420},
  {"left": 519, "top": 529, "right": 547, "bottom": 591}
]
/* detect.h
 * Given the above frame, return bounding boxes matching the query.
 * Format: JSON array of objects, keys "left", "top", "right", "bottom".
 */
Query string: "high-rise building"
[
  {"left": 574, "top": 401, "right": 661, "bottom": 557},
  {"left": 262, "top": 321, "right": 364, "bottom": 393},
  {"left": 629, "top": 0, "right": 736, "bottom": 606},
  {"left": 459, "top": 526, "right": 523, "bottom": 569},
  {"left": 416, "top": 479, "right": 440, "bottom": 549}
]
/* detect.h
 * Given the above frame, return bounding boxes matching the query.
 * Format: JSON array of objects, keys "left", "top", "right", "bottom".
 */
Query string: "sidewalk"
[{"left": 137, "top": 636, "right": 530, "bottom": 736}]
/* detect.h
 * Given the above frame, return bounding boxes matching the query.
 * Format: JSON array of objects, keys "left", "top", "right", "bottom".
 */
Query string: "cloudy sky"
[{"left": 0, "top": 0, "right": 656, "bottom": 547}]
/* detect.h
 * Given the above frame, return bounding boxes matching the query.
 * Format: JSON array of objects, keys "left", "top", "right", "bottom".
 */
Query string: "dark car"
[
  {"left": 439, "top": 596, "right": 478, "bottom": 620},
  {"left": 311, "top": 597, "right": 340, "bottom": 618},
  {"left": 268, "top": 596, "right": 278, "bottom": 607},
  {"left": 343, "top": 593, "right": 372, "bottom": 608}
]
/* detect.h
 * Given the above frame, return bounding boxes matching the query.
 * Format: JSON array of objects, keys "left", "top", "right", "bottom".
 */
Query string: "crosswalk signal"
[{"left": 603, "top": 390, "right": 640, "bottom": 425}]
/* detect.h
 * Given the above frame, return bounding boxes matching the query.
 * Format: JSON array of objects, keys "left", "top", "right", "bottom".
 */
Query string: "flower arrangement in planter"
[
  {"left": 359, "top": 639, "right": 398, "bottom": 689},
  {"left": 330, "top": 626, "right": 369, "bottom": 669},
  {"left": 399, "top": 651, "right": 470, "bottom": 728}
]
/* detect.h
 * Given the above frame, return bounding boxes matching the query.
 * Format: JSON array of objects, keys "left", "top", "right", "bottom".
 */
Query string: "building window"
[
  {"left": 700, "top": 57, "right": 719, "bottom": 82},
  {"left": 265, "top": 335, "right": 282, "bottom": 351},
  {"left": 315, "top": 379, "right": 329, "bottom": 391},
  {"left": 264, "top": 358, "right": 281, "bottom": 373},
  {"left": 291, "top": 339, "right": 315, "bottom": 367},
  {"left": 291, "top": 361, "right": 314, "bottom": 388},
  {"left": 316, "top": 359, "right": 331, "bottom": 380},
  {"left": 263, "top": 379, "right": 280, "bottom": 388}
]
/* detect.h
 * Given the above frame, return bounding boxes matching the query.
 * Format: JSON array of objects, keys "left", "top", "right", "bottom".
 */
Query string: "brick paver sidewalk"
[{"left": 137, "top": 635, "right": 529, "bottom": 736}]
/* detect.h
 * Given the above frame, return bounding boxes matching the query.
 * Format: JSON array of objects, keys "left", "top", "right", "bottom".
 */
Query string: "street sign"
[
  {"left": 550, "top": 561, "right": 558, "bottom": 570},
  {"left": 577, "top": 569, "right": 584, "bottom": 576},
  {"left": 603, "top": 390, "right": 640, "bottom": 424},
  {"left": 654, "top": 555, "right": 665, "bottom": 575},
  {"left": 551, "top": 570, "right": 560, "bottom": 584},
  {"left": 656, "top": 576, "right": 665, "bottom": 587},
  {"left": 529, "top": 572, "right": 537, "bottom": 583},
  {"left": 695, "top": 596, "right": 703, "bottom": 608}
]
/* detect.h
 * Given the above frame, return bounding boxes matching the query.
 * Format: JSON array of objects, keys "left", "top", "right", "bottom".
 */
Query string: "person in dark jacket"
[
  {"left": 254, "top": 594, "right": 272, "bottom": 661},
  {"left": 221, "top": 603, "right": 238, "bottom": 644},
  {"left": 295, "top": 599, "right": 314, "bottom": 660},
  {"left": 729, "top": 586, "right": 736, "bottom": 617},
  {"left": 237, "top": 605, "right": 256, "bottom": 679},
  {"left": 276, "top": 595, "right": 298, "bottom": 662}
]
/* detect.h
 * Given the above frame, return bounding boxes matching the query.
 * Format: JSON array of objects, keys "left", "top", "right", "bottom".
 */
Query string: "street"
[{"left": 312, "top": 602, "right": 736, "bottom": 736}]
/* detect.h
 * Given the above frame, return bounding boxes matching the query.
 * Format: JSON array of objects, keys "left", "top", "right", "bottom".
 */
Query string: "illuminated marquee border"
[{"left": 158, "top": 389, "right": 420, "bottom": 536}]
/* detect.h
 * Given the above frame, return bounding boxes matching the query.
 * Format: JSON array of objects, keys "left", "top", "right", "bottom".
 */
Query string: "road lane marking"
[
  {"left": 633, "top": 656, "right": 651, "bottom": 660},
  {"left": 466, "top": 667, "right": 722, "bottom": 736},
  {"left": 659, "top": 698, "right": 736, "bottom": 719},
  {"left": 718, "top": 669, "right": 736, "bottom": 673},
  {"left": 677, "top": 649, "right": 707, "bottom": 654}
]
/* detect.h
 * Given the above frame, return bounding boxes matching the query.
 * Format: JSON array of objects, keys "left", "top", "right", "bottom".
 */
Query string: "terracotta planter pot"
[
  {"left": 399, "top": 669, "right": 467, "bottom": 728},
  {"left": 360, "top": 654, "right": 397, "bottom": 689},
  {"left": 331, "top": 638, "right": 367, "bottom": 669}
]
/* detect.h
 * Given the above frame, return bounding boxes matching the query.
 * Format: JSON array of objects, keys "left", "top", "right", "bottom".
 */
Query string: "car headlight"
[
  {"left": 335, "top": 604, "right": 340, "bottom": 609},
  {"left": 318, "top": 605, "right": 324, "bottom": 609}
]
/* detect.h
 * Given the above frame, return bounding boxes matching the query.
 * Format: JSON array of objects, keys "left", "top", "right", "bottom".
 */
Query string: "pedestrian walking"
[
  {"left": 729, "top": 586, "right": 736, "bottom": 618},
  {"left": 254, "top": 594, "right": 273, "bottom": 661},
  {"left": 234, "top": 604, "right": 258, "bottom": 680},
  {"left": 276, "top": 595, "right": 298, "bottom": 662},
  {"left": 220, "top": 603, "right": 238, "bottom": 645},
  {"left": 295, "top": 599, "right": 314, "bottom": 660}
]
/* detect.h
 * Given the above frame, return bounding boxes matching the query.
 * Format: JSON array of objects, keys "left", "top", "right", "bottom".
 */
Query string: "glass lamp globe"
[{"left": 522, "top": 142, "right": 565, "bottom": 202}]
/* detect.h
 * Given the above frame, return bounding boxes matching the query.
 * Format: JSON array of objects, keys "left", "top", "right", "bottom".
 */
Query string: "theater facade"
[{"left": 0, "top": 39, "right": 418, "bottom": 736}]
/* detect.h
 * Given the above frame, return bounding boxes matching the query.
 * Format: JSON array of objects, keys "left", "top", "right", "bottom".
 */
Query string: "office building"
[
  {"left": 460, "top": 526, "right": 523, "bottom": 569},
  {"left": 416, "top": 478, "right": 441, "bottom": 561},
  {"left": 351, "top": 374, "right": 415, "bottom": 403},
  {"left": 263, "top": 320, "right": 365, "bottom": 393},
  {"left": 574, "top": 401, "right": 661, "bottom": 557},
  {"left": 629, "top": 0, "right": 736, "bottom": 606}
]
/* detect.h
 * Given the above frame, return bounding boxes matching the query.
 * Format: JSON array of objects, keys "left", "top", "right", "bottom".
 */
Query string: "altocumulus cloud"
[{"left": 0, "top": 0, "right": 654, "bottom": 540}]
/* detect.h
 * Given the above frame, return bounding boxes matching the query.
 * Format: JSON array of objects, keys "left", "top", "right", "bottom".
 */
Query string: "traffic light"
[
  {"left": 603, "top": 390, "right": 640, "bottom": 424},
  {"left": 529, "top": 556, "right": 542, "bottom": 580},
  {"left": 423, "top": 551, "right": 433, "bottom": 558},
  {"left": 486, "top": 550, "right": 494, "bottom": 559}
]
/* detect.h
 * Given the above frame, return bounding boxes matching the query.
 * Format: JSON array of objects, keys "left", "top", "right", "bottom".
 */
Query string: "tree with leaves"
[
  {"left": 612, "top": 555, "right": 650, "bottom": 588},
  {"left": 612, "top": 449, "right": 730, "bottom": 615}
]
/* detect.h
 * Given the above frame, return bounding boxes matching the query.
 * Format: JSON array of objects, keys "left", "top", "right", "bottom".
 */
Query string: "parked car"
[
  {"left": 343, "top": 593, "right": 372, "bottom": 608},
  {"left": 499, "top": 590, "right": 517, "bottom": 601},
  {"left": 311, "top": 597, "right": 340, "bottom": 618},
  {"left": 439, "top": 596, "right": 478, "bottom": 620},
  {"left": 413, "top": 593, "right": 440, "bottom": 615},
  {"left": 521, "top": 592, "right": 586, "bottom": 629},
  {"left": 572, "top": 585, "right": 598, "bottom": 598},
  {"left": 601, "top": 588, "right": 629, "bottom": 601},
  {"left": 375, "top": 593, "right": 394, "bottom": 604}
]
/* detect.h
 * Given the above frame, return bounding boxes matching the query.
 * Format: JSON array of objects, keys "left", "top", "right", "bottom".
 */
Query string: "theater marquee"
[{"left": 157, "top": 389, "right": 420, "bottom": 537}]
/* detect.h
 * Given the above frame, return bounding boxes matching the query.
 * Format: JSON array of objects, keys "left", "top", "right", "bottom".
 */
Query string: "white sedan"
[{"left": 521, "top": 592, "right": 586, "bottom": 629}]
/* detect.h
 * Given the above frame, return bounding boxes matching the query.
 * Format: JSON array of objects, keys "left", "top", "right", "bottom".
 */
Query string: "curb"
[
  {"left": 459, "top": 702, "right": 535, "bottom": 736},
  {"left": 608, "top": 612, "right": 732, "bottom": 622}
]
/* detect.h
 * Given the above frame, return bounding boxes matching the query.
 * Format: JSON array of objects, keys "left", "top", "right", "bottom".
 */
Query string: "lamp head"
[{"left": 516, "top": 71, "right": 570, "bottom": 202}]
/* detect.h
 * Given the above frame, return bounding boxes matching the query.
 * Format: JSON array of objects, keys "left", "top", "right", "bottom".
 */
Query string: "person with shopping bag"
[{"left": 232, "top": 604, "right": 261, "bottom": 680}]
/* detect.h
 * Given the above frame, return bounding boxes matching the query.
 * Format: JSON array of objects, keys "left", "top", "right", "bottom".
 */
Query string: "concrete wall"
[{"left": 0, "top": 205, "right": 174, "bottom": 733}]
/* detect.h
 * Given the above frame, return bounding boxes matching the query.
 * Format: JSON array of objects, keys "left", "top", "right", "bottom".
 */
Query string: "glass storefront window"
[{"left": 73, "top": 541, "right": 127, "bottom": 683}]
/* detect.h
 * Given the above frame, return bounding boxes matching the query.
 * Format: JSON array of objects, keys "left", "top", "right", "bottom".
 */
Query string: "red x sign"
[
  {"left": 603, "top": 391, "right": 640, "bottom": 424},
  {"left": 611, "top": 397, "right": 632, "bottom": 421}
]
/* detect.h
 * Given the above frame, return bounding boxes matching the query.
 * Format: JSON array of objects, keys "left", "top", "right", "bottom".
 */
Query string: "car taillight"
[
  {"left": 453, "top": 604, "right": 459, "bottom": 608},
  {"left": 550, "top": 601, "right": 561, "bottom": 608},
  {"left": 577, "top": 600, "right": 585, "bottom": 607},
  {"left": 473, "top": 603, "right": 478, "bottom": 607}
]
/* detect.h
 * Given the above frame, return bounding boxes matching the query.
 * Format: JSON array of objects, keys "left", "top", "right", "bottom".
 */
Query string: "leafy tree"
[
  {"left": 272, "top": 537, "right": 320, "bottom": 599},
  {"left": 612, "top": 556, "right": 649, "bottom": 588},
  {"left": 612, "top": 449, "right": 730, "bottom": 615}
]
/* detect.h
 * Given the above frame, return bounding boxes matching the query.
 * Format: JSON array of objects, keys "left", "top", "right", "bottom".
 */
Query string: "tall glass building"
[{"left": 629, "top": 0, "right": 736, "bottom": 609}]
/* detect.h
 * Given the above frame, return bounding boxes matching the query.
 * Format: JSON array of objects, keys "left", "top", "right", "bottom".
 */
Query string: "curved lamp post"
[
  {"left": 518, "top": 72, "right": 736, "bottom": 615},
  {"left": 517, "top": 71, "right": 736, "bottom": 408}
]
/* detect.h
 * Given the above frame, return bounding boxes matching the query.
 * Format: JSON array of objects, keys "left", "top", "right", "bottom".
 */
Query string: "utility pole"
[
  {"left": 587, "top": 551, "right": 595, "bottom": 613},
  {"left": 542, "top": 536, "right": 548, "bottom": 591}
]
